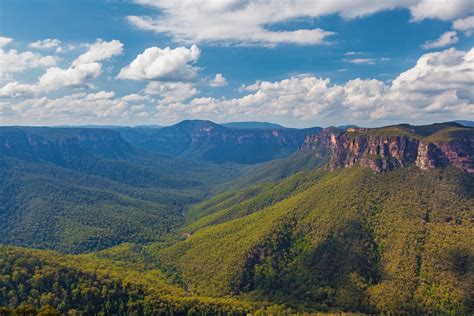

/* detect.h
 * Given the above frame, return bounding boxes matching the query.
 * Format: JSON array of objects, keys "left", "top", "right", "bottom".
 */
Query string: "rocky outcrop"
[
  {"left": 301, "top": 127, "right": 473, "bottom": 173},
  {"left": 415, "top": 142, "right": 447, "bottom": 170},
  {"left": 329, "top": 135, "right": 420, "bottom": 172}
]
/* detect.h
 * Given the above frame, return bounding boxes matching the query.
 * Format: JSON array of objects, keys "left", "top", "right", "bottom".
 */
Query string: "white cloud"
[
  {"left": 121, "top": 93, "right": 150, "bottom": 102},
  {"left": 128, "top": 0, "right": 473, "bottom": 46},
  {"left": 209, "top": 73, "right": 227, "bottom": 87},
  {"left": 118, "top": 45, "right": 200, "bottom": 81},
  {"left": 391, "top": 47, "right": 473, "bottom": 96},
  {"left": 422, "top": 31, "right": 459, "bottom": 49},
  {"left": 29, "top": 39, "right": 61, "bottom": 51},
  {"left": 84, "top": 90, "right": 115, "bottom": 101},
  {"left": 347, "top": 58, "right": 376, "bottom": 65},
  {"left": 344, "top": 57, "right": 390, "bottom": 65},
  {"left": 149, "top": 47, "right": 474, "bottom": 125},
  {"left": 2, "top": 47, "right": 473, "bottom": 126},
  {"left": 1, "top": 91, "right": 132, "bottom": 125},
  {"left": 0, "top": 37, "right": 13, "bottom": 48},
  {"left": 38, "top": 63, "right": 102, "bottom": 90},
  {"left": 0, "top": 48, "right": 57, "bottom": 80},
  {"left": 409, "top": 0, "right": 473, "bottom": 21},
  {"left": 0, "top": 81, "right": 38, "bottom": 98},
  {"left": 453, "top": 15, "right": 474, "bottom": 35},
  {"left": 37, "top": 39, "right": 123, "bottom": 90},
  {"left": 344, "top": 51, "right": 363, "bottom": 56},
  {"left": 0, "top": 39, "right": 123, "bottom": 97},
  {"left": 144, "top": 81, "right": 198, "bottom": 103},
  {"left": 72, "top": 39, "right": 123, "bottom": 66}
]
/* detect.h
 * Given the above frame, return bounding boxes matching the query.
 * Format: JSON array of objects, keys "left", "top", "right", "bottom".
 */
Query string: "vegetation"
[
  {"left": 0, "top": 245, "right": 263, "bottom": 315},
  {"left": 345, "top": 122, "right": 473, "bottom": 143},
  {"left": 0, "top": 123, "right": 472, "bottom": 314},
  {"left": 0, "top": 127, "right": 242, "bottom": 253},
  {"left": 154, "top": 166, "right": 473, "bottom": 314},
  {"left": 423, "top": 126, "right": 474, "bottom": 143}
]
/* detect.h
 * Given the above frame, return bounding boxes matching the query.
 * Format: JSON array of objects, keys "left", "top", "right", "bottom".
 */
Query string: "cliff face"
[
  {"left": 301, "top": 127, "right": 473, "bottom": 173},
  {"left": 330, "top": 134, "right": 420, "bottom": 172}
]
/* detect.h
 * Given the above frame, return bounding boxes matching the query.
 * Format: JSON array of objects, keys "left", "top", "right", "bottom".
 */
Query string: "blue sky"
[{"left": 0, "top": 0, "right": 473, "bottom": 127}]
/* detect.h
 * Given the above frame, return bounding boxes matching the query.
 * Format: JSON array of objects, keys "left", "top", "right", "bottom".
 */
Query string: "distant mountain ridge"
[
  {"left": 0, "top": 126, "right": 133, "bottom": 162},
  {"left": 116, "top": 119, "right": 321, "bottom": 164},
  {"left": 454, "top": 120, "right": 474, "bottom": 127},
  {"left": 221, "top": 121, "right": 286, "bottom": 130}
]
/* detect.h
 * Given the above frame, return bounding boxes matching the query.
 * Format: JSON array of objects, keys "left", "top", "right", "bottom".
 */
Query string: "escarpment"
[{"left": 301, "top": 124, "right": 473, "bottom": 173}]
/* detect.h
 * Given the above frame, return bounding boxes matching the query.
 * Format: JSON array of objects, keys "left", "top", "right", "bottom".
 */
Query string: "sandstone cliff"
[{"left": 301, "top": 124, "right": 473, "bottom": 173}]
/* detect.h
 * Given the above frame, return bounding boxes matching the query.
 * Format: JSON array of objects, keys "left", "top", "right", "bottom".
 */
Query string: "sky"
[{"left": 0, "top": 0, "right": 473, "bottom": 128}]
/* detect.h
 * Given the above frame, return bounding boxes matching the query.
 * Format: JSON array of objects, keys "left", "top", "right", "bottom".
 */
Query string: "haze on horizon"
[{"left": 0, "top": 0, "right": 473, "bottom": 128}]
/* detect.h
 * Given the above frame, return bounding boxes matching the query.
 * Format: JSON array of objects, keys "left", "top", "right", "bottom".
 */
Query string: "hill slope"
[{"left": 154, "top": 166, "right": 473, "bottom": 314}]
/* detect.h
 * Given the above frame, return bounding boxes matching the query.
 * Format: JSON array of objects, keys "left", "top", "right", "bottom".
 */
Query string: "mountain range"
[{"left": 0, "top": 120, "right": 472, "bottom": 314}]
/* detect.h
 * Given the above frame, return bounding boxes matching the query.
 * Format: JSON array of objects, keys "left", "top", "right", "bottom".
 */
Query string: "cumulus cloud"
[
  {"left": 118, "top": 45, "right": 200, "bottom": 81},
  {"left": 29, "top": 39, "right": 62, "bottom": 51},
  {"left": 0, "top": 48, "right": 57, "bottom": 81},
  {"left": 409, "top": 0, "right": 473, "bottom": 21},
  {"left": 453, "top": 15, "right": 474, "bottom": 35},
  {"left": 72, "top": 39, "right": 123, "bottom": 66},
  {"left": 37, "top": 63, "right": 102, "bottom": 90},
  {"left": 0, "top": 39, "right": 123, "bottom": 97},
  {"left": 37, "top": 39, "right": 123, "bottom": 90},
  {"left": 149, "top": 47, "right": 474, "bottom": 125},
  {"left": 121, "top": 93, "right": 151, "bottom": 102},
  {"left": 144, "top": 81, "right": 198, "bottom": 103},
  {"left": 2, "top": 47, "right": 472, "bottom": 126},
  {"left": 0, "top": 36, "right": 13, "bottom": 48},
  {"left": 422, "top": 31, "right": 459, "bottom": 49},
  {"left": 1, "top": 91, "right": 131, "bottom": 125},
  {"left": 209, "top": 73, "right": 227, "bottom": 87},
  {"left": 128, "top": 0, "right": 473, "bottom": 46},
  {"left": 0, "top": 81, "right": 38, "bottom": 98}
]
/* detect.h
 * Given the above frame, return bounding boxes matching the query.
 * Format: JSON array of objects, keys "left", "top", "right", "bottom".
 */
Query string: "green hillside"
[
  {"left": 154, "top": 166, "right": 473, "bottom": 314},
  {"left": 1, "top": 165, "right": 472, "bottom": 314}
]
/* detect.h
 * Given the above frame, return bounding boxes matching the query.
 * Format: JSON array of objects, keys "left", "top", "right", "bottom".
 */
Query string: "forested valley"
[{"left": 0, "top": 122, "right": 472, "bottom": 315}]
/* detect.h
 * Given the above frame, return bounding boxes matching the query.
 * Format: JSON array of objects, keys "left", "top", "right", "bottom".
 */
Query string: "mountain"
[
  {"left": 147, "top": 122, "right": 473, "bottom": 314},
  {"left": 0, "top": 122, "right": 472, "bottom": 314},
  {"left": 455, "top": 120, "right": 474, "bottom": 127},
  {"left": 116, "top": 120, "right": 321, "bottom": 164},
  {"left": 221, "top": 121, "right": 286, "bottom": 130},
  {"left": 133, "top": 124, "right": 163, "bottom": 129}
]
